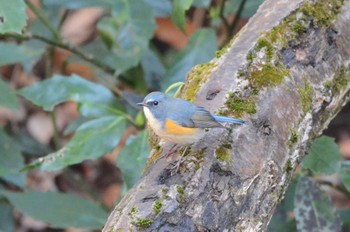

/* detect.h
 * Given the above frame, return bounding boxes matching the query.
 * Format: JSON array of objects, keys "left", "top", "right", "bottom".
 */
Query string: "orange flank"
[{"left": 165, "top": 119, "right": 197, "bottom": 135}]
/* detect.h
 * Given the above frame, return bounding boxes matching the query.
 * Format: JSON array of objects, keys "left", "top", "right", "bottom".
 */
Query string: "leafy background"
[{"left": 0, "top": 0, "right": 350, "bottom": 231}]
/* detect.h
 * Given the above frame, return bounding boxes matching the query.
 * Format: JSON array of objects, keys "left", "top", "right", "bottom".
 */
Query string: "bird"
[{"left": 137, "top": 91, "right": 246, "bottom": 171}]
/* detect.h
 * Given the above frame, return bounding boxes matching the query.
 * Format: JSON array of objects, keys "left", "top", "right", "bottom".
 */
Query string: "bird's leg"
[
  {"left": 171, "top": 146, "right": 189, "bottom": 175},
  {"left": 158, "top": 144, "right": 178, "bottom": 160}
]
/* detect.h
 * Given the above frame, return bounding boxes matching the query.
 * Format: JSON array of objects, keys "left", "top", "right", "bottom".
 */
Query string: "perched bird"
[
  {"left": 137, "top": 91, "right": 246, "bottom": 172},
  {"left": 137, "top": 91, "right": 246, "bottom": 145}
]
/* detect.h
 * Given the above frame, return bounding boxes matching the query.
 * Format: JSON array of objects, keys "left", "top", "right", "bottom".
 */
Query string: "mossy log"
[{"left": 103, "top": 0, "right": 350, "bottom": 231}]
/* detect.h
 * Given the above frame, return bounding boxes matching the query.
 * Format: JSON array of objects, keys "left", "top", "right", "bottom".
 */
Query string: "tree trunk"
[{"left": 103, "top": 0, "right": 350, "bottom": 231}]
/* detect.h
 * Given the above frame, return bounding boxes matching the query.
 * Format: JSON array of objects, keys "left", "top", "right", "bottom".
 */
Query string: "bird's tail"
[{"left": 213, "top": 115, "right": 247, "bottom": 125}]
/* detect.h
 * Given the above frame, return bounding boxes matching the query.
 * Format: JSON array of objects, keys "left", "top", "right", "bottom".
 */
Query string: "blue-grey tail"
[{"left": 213, "top": 115, "right": 247, "bottom": 125}]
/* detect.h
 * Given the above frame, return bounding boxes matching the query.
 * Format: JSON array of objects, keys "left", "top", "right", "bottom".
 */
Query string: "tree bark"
[{"left": 103, "top": 0, "right": 350, "bottom": 231}]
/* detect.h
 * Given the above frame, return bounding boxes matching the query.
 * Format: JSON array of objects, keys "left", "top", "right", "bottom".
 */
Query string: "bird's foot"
[
  {"left": 158, "top": 144, "right": 178, "bottom": 160},
  {"left": 170, "top": 146, "right": 189, "bottom": 175}
]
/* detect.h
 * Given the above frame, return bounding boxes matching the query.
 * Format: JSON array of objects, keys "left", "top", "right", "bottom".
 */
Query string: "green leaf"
[
  {"left": 0, "top": 42, "right": 43, "bottom": 67},
  {"left": 34, "top": 116, "right": 127, "bottom": 171},
  {"left": 224, "top": 0, "right": 264, "bottom": 18},
  {"left": 294, "top": 176, "right": 341, "bottom": 232},
  {"left": 340, "top": 161, "right": 350, "bottom": 192},
  {"left": 0, "top": 78, "right": 19, "bottom": 110},
  {"left": 97, "top": 0, "right": 156, "bottom": 75},
  {"left": 63, "top": 116, "right": 92, "bottom": 135},
  {"left": 0, "top": 128, "right": 25, "bottom": 187},
  {"left": 302, "top": 136, "right": 341, "bottom": 175},
  {"left": 0, "top": 200, "right": 14, "bottom": 232},
  {"left": 117, "top": 130, "right": 150, "bottom": 189},
  {"left": 171, "top": 0, "right": 194, "bottom": 32},
  {"left": 144, "top": 0, "right": 172, "bottom": 17},
  {"left": 162, "top": 28, "right": 217, "bottom": 89},
  {"left": 140, "top": 49, "right": 165, "bottom": 90},
  {"left": 18, "top": 74, "right": 124, "bottom": 117},
  {"left": 0, "top": 190, "right": 108, "bottom": 229},
  {"left": 14, "top": 128, "right": 52, "bottom": 157},
  {"left": 0, "top": 0, "right": 27, "bottom": 34}
]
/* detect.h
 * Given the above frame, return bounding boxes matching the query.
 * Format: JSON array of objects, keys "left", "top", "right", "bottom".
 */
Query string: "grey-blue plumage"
[{"left": 138, "top": 91, "right": 246, "bottom": 129}]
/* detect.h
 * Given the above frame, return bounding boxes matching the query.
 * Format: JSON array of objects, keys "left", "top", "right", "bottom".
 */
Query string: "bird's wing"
[
  {"left": 190, "top": 106, "right": 223, "bottom": 128},
  {"left": 167, "top": 98, "right": 222, "bottom": 128}
]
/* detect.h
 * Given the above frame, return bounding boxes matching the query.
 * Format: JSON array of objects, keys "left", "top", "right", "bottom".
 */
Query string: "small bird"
[{"left": 137, "top": 92, "right": 246, "bottom": 170}]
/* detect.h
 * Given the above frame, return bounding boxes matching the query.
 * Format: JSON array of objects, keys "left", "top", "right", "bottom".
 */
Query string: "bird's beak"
[{"left": 137, "top": 102, "right": 146, "bottom": 107}]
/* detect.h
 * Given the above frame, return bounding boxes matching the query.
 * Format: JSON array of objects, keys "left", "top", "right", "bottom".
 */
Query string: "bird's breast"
[{"left": 143, "top": 107, "right": 204, "bottom": 144}]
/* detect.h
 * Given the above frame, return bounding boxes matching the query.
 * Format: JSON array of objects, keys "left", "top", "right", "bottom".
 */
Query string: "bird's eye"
[{"left": 153, "top": 101, "right": 159, "bottom": 106}]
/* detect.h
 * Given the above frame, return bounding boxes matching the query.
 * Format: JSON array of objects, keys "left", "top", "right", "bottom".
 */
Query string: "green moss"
[
  {"left": 324, "top": 67, "right": 350, "bottom": 94},
  {"left": 176, "top": 185, "right": 186, "bottom": 202},
  {"left": 129, "top": 206, "right": 138, "bottom": 215},
  {"left": 135, "top": 218, "right": 153, "bottom": 229},
  {"left": 288, "top": 128, "right": 298, "bottom": 147},
  {"left": 162, "top": 187, "right": 168, "bottom": 197},
  {"left": 190, "top": 148, "right": 205, "bottom": 171},
  {"left": 284, "top": 160, "right": 293, "bottom": 173},
  {"left": 249, "top": 64, "right": 290, "bottom": 89},
  {"left": 216, "top": 32, "right": 241, "bottom": 58},
  {"left": 222, "top": 143, "right": 232, "bottom": 149},
  {"left": 153, "top": 200, "right": 163, "bottom": 216},
  {"left": 216, "top": 43, "right": 230, "bottom": 58},
  {"left": 297, "top": 78, "right": 312, "bottom": 112},
  {"left": 246, "top": 52, "right": 256, "bottom": 64},
  {"left": 215, "top": 146, "right": 233, "bottom": 162},
  {"left": 291, "top": 21, "right": 307, "bottom": 34},
  {"left": 256, "top": 38, "right": 273, "bottom": 60},
  {"left": 176, "top": 185, "right": 184, "bottom": 194},
  {"left": 179, "top": 146, "right": 191, "bottom": 157},
  {"left": 181, "top": 62, "right": 216, "bottom": 102},
  {"left": 116, "top": 229, "right": 122, "bottom": 232},
  {"left": 225, "top": 93, "right": 256, "bottom": 117},
  {"left": 300, "top": 0, "right": 344, "bottom": 27}
]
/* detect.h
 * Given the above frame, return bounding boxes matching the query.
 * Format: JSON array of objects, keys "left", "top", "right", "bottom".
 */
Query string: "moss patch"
[
  {"left": 181, "top": 62, "right": 216, "bottom": 102},
  {"left": 249, "top": 63, "right": 290, "bottom": 89},
  {"left": 153, "top": 200, "right": 163, "bottom": 216},
  {"left": 179, "top": 146, "right": 191, "bottom": 157},
  {"left": 176, "top": 185, "right": 186, "bottom": 202},
  {"left": 135, "top": 218, "right": 153, "bottom": 229},
  {"left": 215, "top": 145, "right": 233, "bottom": 162},
  {"left": 297, "top": 77, "right": 312, "bottom": 113},
  {"left": 129, "top": 206, "right": 138, "bottom": 215},
  {"left": 284, "top": 160, "right": 293, "bottom": 173},
  {"left": 223, "top": 93, "right": 256, "bottom": 117},
  {"left": 291, "top": 21, "right": 307, "bottom": 34},
  {"left": 288, "top": 128, "right": 298, "bottom": 147},
  {"left": 300, "top": 0, "right": 344, "bottom": 27},
  {"left": 162, "top": 187, "right": 169, "bottom": 198},
  {"left": 324, "top": 67, "right": 350, "bottom": 94},
  {"left": 256, "top": 38, "right": 273, "bottom": 60}
]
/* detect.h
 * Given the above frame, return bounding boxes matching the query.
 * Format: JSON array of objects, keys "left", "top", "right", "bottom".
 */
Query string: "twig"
[
  {"left": 3, "top": 33, "right": 116, "bottom": 75},
  {"left": 317, "top": 179, "right": 350, "bottom": 198},
  {"left": 228, "top": 0, "right": 247, "bottom": 38},
  {"left": 24, "top": 0, "right": 61, "bottom": 40},
  {"left": 219, "top": 0, "right": 231, "bottom": 36}
]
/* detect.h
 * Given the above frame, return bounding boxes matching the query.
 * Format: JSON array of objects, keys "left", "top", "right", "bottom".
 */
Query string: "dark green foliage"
[
  {"left": 302, "top": 136, "right": 342, "bottom": 175},
  {"left": 294, "top": 176, "right": 341, "bottom": 232}
]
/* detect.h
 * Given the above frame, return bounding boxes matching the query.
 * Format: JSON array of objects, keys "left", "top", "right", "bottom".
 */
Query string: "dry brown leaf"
[
  {"left": 155, "top": 17, "right": 197, "bottom": 50},
  {"left": 60, "top": 8, "right": 104, "bottom": 46},
  {"left": 101, "top": 184, "right": 121, "bottom": 208},
  {"left": 27, "top": 112, "right": 54, "bottom": 145}
]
